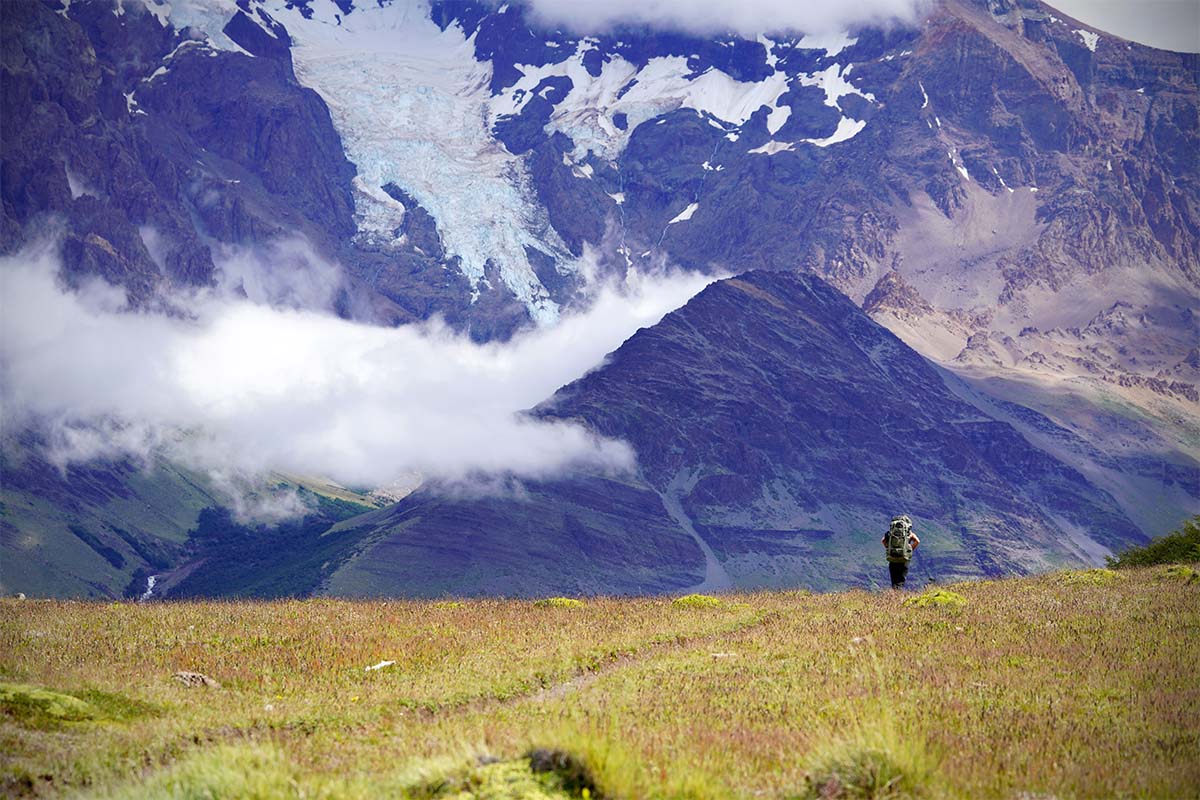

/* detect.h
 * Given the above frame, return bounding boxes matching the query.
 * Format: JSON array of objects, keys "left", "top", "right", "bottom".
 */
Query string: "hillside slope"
[
  {"left": 2, "top": 567, "right": 1197, "bottom": 798},
  {"left": 319, "top": 271, "right": 1143, "bottom": 596},
  {"left": 0, "top": 434, "right": 216, "bottom": 598}
]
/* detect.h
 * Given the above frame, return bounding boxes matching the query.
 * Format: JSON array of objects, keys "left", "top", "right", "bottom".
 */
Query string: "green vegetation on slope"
[
  {"left": 167, "top": 495, "right": 375, "bottom": 600},
  {"left": 0, "top": 437, "right": 217, "bottom": 599},
  {"left": 0, "top": 570, "right": 1196, "bottom": 799},
  {"left": 1107, "top": 514, "right": 1200, "bottom": 568}
]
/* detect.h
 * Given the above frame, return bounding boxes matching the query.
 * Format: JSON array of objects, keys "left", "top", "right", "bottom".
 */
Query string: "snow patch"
[
  {"left": 766, "top": 103, "right": 792, "bottom": 135},
  {"left": 492, "top": 44, "right": 791, "bottom": 161},
  {"left": 123, "top": 91, "right": 147, "bottom": 116},
  {"left": 991, "top": 166, "right": 1012, "bottom": 192},
  {"left": 757, "top": 34, "right": 778, "bottom": 68},
  {"left": 668, "top": 202, "right": 699, "bottom": 224},
  {"left": 787, "top": 63, "right": 873, "bottom": 147},
  {"left": 798, "top": 63, "right": 874, "bottom": 108},
  {"left": 563, "top": 152, "right": 594, "bottom": 179},
  {"left": 796, "top": 31, "right": 857, "bottom": 56},
  {"left": 949, "top": 149, "right": 970, "bottom": 181},
  {"left": 918, "top": 80, "right": 928, "bottom": 109},
  {"left": 748, "top": 140, "right": 794, "bottom": 155},
  {"left": 135, "top": 0, "right": 247, "bottom": 52},
  {"left": 804, "top": 117, "right": 866, "bottom": 147},
  {"left": 607, "top": 192, "right": 625, "bottom": 204},
  {"left": 1075, "top": 29, "right": 1100, "bottom": 52}
]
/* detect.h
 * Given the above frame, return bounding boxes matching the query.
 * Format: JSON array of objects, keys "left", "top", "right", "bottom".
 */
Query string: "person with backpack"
[{"left": 882, "top": 515, "right": 920, "bottom": 589}]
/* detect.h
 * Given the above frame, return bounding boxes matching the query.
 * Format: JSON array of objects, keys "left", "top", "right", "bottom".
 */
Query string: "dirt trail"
[{"left": 515, "top": 609, "right": 778, "bottom": 709}]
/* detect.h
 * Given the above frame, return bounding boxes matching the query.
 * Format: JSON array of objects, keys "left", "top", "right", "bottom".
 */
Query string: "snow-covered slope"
[
  {"left": 258, "top": 0, "right": 571, "bottom": 323},
  {"left": 139, "top": 0, "right": 886, "bottom": 324}
]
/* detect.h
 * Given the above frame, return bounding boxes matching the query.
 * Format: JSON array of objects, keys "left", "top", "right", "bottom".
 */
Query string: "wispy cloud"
[
  {"left": 0, "top": 240, "right": 716, "bottom": 505},
  {"left": 517, "top": 0, "right": 931, "bottom": 36}
]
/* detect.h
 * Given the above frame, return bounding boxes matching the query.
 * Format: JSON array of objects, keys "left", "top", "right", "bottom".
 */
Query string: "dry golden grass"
[{"left": 1, "top": 567, "right": 1197, "bottom": 799}]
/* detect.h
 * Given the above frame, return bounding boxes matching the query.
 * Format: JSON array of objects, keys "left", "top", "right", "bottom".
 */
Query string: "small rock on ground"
[{"left": 174, "top": 671, "right": 220, "bottom": 688}]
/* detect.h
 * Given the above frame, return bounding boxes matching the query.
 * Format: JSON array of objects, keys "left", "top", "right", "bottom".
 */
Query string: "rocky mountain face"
[
  {"left": 314, "top": 272, "right": 1142, "bottom": 596},
  {"left": 1, "top": 0, "right": 1196, "bottom": 597},
  {"left": 8, "top": 0, "right": 1197, "bottom": 334}
]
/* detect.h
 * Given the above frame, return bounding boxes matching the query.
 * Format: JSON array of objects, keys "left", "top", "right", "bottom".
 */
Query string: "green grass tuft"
[
  {"left": 97, "top": 744, "right": 309, "bottom": 799},
  {"left": 533, "top": 597, "right": 585, "bottom": 609},
  {"left": 391, "top": 750, "right": 602, "bottom": 799},
  {"left": 72, "top": 688, "right": 159, "bottom": 722},
  {"left": 902, "top": 589, "right": 966, "bottom": 609},
  {"left": 0, "top": 683, "right": 96, "bottom": 727},
  {"left": 672, "top": 594, "right": 723, "bottom": 608},
  {"left": 1055, "top": 568, "right": 1120, "bottom": 586},
  {"left": 799, "top": 742, "right": 930, "bottom": 799},
  {"left": 527, "top": 748, "right": 605, "bottom": 798},
  {"left": 0, "top": 682, "right": 158, "bottom": 731},
  {"left": 801, "top": 743, "right": 931, "bottom": 796},
  {"left": 1157, "top": 564, "right": 1199, "bottom": 584},
  {"left": 797, "top": 645, "right": 937, "bottom": 799}
]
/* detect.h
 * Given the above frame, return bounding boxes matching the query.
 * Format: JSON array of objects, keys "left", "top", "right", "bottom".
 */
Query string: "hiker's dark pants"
[{"left": 889, "top": 560, "right": 909, "bottom": 589}]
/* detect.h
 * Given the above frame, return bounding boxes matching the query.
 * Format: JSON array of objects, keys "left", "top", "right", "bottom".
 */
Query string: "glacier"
[
  {"left": 261, "top": 0, "right": 569, "bottom": 324},
  {"left": 126, "top": 0, "right": 881, "bottom": 323}
]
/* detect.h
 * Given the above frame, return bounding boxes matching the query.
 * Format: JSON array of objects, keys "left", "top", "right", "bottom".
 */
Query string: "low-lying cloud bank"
[
  {"left": 1, "top": 241, "right": 717, "bottom": 509},
  {"left": 519, "top": 0, "right": 930, "bottom": 36}
]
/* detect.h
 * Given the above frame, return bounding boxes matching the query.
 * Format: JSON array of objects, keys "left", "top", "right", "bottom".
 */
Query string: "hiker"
[{"left": 882, "top": 515, "right": 920, "bottom": 589}]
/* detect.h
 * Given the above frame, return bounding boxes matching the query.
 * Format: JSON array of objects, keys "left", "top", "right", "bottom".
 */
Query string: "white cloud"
[
  {"left": 0, "top": 241, "right": 717, "bottom": 502},
  {"left": 214, "top": 237, "right": 347, "bottom": 311},
  {"left": 519, "top": 0, "right": 931, "bottom": 36}
]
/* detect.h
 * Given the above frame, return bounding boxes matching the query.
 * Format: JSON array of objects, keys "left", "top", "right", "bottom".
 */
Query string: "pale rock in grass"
[{"left": 174, "top": 671, "right": 221, "bottom": 688}]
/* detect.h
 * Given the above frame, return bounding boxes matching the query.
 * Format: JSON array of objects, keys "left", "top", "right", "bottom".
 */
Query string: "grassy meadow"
[{"left": 1, "top": 567, "right": 1198, "bottom": 799}]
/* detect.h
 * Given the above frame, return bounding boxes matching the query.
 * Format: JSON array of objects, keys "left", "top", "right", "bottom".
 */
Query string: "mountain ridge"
[
  {"left": 1, "top": 0, "right": 1196, "bottom": 598},
  {"left": 286, "top": 270, "right": 1148, "bottom": 598}
]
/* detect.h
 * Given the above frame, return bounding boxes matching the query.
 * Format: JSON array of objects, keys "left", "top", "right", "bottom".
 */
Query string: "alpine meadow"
[{"left": 1, "top": 0, "right": 1197, "bottom": 797}]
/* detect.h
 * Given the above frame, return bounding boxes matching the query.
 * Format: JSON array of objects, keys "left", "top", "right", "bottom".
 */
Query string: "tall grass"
[
  {"left": 797, "top": 644, "right": 938, "bottom": 799},
  {"left": 1, "top": 569, "right": 1196, "bottom": 799}
]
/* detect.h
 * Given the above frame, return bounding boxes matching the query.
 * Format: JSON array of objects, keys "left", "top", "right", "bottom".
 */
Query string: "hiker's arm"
[
  {"left": 910, "top": 533, "right": 920, "bottom": 549},
  {"left": 881, "top": 534, "right": 888, "bottom": 547}
]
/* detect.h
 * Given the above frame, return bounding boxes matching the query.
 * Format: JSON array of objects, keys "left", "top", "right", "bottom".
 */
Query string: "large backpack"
[{"left": 887, "top": 517, "right": 913, "bottom": 563}]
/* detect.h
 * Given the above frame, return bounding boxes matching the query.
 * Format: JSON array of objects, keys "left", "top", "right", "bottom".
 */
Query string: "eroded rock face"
[{"left": 1, "top": 0, "right": 205, "bottom": 299}]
